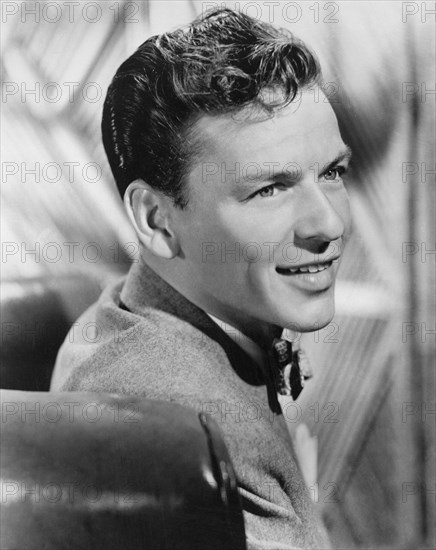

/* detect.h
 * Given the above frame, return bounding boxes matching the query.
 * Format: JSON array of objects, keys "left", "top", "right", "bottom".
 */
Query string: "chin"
[{"left": 273, "top": 296, "right": 336, "bottom": 334}]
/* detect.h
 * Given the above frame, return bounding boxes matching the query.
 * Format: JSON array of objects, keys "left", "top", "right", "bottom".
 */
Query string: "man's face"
[{"left": 167, "top": 89, "right": 352, "bottom": 339}]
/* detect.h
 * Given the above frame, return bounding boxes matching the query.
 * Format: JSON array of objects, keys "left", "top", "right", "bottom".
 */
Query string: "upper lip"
[{"left": 276, "top": 255, "right": 341, "bottom": 270}]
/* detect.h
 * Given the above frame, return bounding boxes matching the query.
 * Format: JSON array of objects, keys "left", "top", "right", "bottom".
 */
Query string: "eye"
[
  {"left": 323, "top": 166, "right": 346, "bottom": 181},
  {"left": 250, "top": 183, "right": 286, "bottom": 200},
  {"left": 257, "top": 184, "right": 276, "bottom": 198}
]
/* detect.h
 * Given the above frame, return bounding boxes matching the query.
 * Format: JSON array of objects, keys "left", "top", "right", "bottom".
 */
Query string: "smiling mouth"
[{"left": 276, "top": 259, "right": 337, "bottom": 275}]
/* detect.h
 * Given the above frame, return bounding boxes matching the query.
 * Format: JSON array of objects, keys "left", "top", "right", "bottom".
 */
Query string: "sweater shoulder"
[{"left": 52, "top": 277, "right": 238, "bottom": 400}]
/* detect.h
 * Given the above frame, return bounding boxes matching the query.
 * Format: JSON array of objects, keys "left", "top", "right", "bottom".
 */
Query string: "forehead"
[{"left": 192, "top": 90, "right": 344, "bottom": 167}]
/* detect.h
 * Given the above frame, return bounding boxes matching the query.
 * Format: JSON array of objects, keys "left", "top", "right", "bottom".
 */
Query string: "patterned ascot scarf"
[{"left": 268, "top": 332, "right": 313, "bottom": 400}]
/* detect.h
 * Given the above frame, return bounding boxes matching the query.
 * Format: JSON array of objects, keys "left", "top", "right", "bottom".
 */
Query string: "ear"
[{"left": 123, "top": 180, "right": 180, "bottom": 259}]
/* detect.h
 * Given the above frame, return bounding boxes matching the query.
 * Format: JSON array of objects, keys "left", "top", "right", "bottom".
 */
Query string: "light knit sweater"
[{"left": 51, "top": 259, "right": 330, "bottom": 550}]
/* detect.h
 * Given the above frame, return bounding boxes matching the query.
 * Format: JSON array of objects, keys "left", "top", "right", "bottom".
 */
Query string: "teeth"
[{"left": 286, "top": 262, "right": 330, "bottom": 274}]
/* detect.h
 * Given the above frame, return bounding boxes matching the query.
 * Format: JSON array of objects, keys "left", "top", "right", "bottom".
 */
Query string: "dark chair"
[
  {"left": 1, "top": 389, "right": 246, "bottom": 550},
  {"left": 1, "top": 275, "right": 246, "bottom": 548},
  {"left": 1, "top": 275, "right": 102, "bottom": 390}
]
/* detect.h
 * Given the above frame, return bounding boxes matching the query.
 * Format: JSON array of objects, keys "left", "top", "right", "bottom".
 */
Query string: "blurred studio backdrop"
[{"left": 1, "top": 1, "right": 435, "bottom": 548}]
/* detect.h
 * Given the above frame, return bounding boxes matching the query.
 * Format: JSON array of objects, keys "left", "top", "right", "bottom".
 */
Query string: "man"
[{"left": 52, "top": 8, "right": 351, "bottom": 549}]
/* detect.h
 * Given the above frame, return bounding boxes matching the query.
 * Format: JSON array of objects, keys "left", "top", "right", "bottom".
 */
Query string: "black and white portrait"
[{"left": 1, "top": 1, "right": 435, "bottom": 549}]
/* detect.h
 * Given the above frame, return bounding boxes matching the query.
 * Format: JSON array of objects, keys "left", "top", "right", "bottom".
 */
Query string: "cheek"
[
  {"left": 327, "top": 186, "right": 351, "bottom": 233},
  {"left": 222, "top": 204, "right": 292, "bottom": 240},
  {"left": 172, "top": 215, "right": 210, "bottom": 261},
  {"left": 338, "top": 190, "right": 352, "bottom": 235},
  {"left": 177, "top": 213, "right": 246, "bottom": 265},
  {"left": 178, "top": 199, "right": 295, "bottom": 266}
]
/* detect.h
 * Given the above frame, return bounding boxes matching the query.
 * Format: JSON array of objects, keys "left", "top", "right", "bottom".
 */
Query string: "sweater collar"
[{"left": 120, "top": 258, "right": 275, "bottom": 391}]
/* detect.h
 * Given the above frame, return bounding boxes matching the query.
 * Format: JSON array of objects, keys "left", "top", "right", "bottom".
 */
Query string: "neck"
[{"left": 141, "top": 250, "right": 279, "bottom": 348}]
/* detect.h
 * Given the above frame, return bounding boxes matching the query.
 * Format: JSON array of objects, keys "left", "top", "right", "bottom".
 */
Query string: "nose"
[{"left": 293, "top": 186, "right": 346, "bottom": 251}]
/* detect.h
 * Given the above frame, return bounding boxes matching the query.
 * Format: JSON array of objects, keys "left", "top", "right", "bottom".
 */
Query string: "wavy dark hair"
[{"left": 102, "top": 8, "right": 321, "bottom": 208}]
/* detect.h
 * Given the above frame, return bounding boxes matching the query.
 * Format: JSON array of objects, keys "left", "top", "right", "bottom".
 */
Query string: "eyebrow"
[
  {"left": 239, "top": 145, "right": 354, "bottom": 190},
  {"left": 319, "top": 145, "right": 353, "bottom": 175}
]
